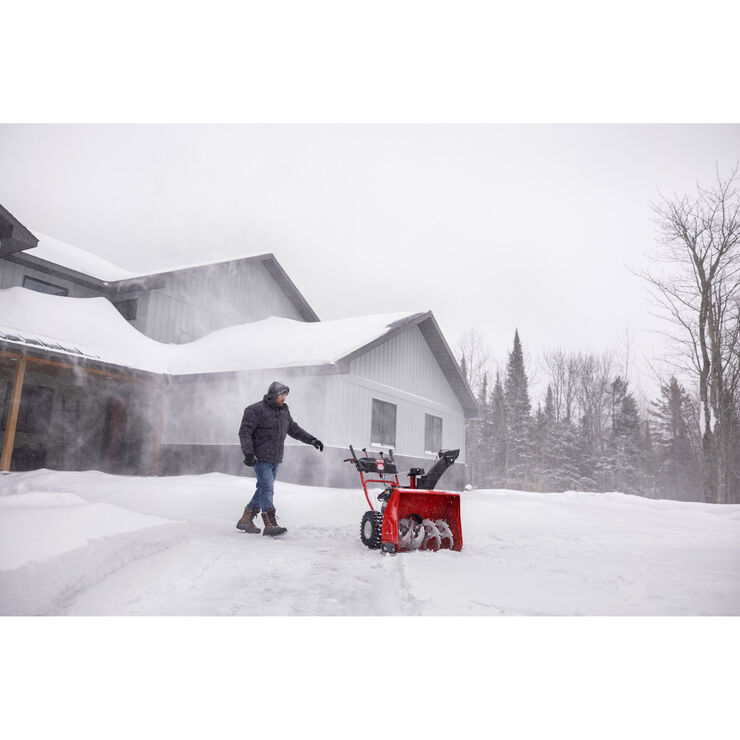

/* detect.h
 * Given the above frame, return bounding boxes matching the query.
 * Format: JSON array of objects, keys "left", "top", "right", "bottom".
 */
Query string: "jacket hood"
[
  {"left": 267, "top": 380, "right": 290, "bottom": 399},
  {"left": 266, "top": 381, "right": 290, "bottom": 400}
]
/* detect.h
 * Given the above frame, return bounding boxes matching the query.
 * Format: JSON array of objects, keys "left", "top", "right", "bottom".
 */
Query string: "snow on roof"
[
  {"left": 0, "top": 287, "right": 424, "bottom": 375},
  {"left": 26, "top": 232, "right": 139, "bottom": 282},
  {"left": 26, "top": 231, "right": 268, "bottom": 283}
]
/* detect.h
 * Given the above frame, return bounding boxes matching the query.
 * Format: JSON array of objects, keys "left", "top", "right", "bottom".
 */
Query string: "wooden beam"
[
  {"left": 1, "top": 357, "right": 27, "bottom": 471},
  {"left": 0, "top": 349, "right": 153, "bottom": 384}
]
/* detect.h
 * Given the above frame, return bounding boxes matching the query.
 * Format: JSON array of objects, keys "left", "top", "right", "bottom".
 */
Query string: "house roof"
[
  {"left": 0, "top": 287, "right": 478, "bottom": 416},
  {"left": 26, "top": 231, "right": 276, "bottom": 282},
  {"left": 25, "top": 232, "right": 141, "bottom": 282},
  {"left": 9, "top": 228, "right": 320, "bottom": 322},
  {"left": 0, "top": 204, "right": 39, "bottom": 256}
]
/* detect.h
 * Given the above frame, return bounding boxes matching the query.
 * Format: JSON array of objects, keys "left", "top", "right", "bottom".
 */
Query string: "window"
[
  {"left": 2, "top": 384, "right": 55, "bottom": 434},
  {"left": 1, "top": 383, "right": 55, "bottom": 433},
  {"left": 23, "top": 276, "right": 69, "bottom": 296},
  {"left": 425, "top": 414, "right": 442, "bottom": 453},
  {"left": 113, "top": 298, "right": 138, "bottom": 321},
  {"left": 18, "top": 385, "right": 55, "bottom": 434},
  {"left": 371, "top": 398, "right": 396, "bottom": 447}
]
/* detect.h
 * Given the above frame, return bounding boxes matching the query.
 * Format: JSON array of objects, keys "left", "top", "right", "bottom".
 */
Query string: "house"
[{"left": 0, "top": 203, "right": 477, "bottom": 488}]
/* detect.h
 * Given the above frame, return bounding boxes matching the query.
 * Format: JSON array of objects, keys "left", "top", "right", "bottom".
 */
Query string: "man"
[{"left": 236, "top": 381, "right": 323, "bottom": 536}]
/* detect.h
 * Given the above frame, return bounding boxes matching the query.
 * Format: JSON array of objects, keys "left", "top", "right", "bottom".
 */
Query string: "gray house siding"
[
  {"left": 156, "top": 324, "right": 467, "bottom": 490},
  {"left": 137, "top": 260, "right": 305, "bottom": 343},
  {"left": 157, "top": 370, "right": 334, "bottom": 481},
  {"left": 159, "top": 327, "right": 465, "bottom": 460},
  {"left": 324, "top": 375, "right": 466, "bottom": 462},
  {"left": 160, "top": 372, "right": 331, "bottom": 447},
  {"left": 331, "top": 324, "right": 467, "bottom": 487},
  {"left": 343, "top": 325, "right": 466, "bottom": 461},
  {"left": 0, "top": 259, "right": 101, "bottom": 298},
  {"left": 348, "top": 325, "right": 461, "bottom": 411}
]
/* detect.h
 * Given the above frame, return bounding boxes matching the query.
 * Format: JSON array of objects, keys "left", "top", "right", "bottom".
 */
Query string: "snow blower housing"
[{"left": 344, "top": 445, "right": 463, "bottom": 554}]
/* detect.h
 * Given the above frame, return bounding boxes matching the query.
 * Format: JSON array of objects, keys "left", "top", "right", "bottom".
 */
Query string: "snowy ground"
[{"left": 1, "top": 470, "right": 739, "bottom": 616}]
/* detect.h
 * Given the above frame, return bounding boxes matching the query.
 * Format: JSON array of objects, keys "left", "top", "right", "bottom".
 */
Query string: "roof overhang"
[
  {"left": 0, "top": 204, "right": 39, "bottom": 257},
  {"left": 166, "top": 362, "right": 343, "bottom": 384},
  {"left": 5, "top": 251, "right": 112, "bottom": 293},
  {"left": 259, "top": 256, "right": 319, "bottom": 322},
  {"left": 0, "top": 343, "right": 162, "bottom": 384}
]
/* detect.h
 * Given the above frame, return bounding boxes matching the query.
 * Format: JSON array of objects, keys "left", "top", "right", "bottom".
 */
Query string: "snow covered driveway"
[{"left": 1, "top": 470, "right": 739, "bottom": 616}]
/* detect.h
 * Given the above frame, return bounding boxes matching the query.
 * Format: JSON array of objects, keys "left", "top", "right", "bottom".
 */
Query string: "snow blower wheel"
[{"left": 360, "top": 510, "right": 383, "bottom": 549}]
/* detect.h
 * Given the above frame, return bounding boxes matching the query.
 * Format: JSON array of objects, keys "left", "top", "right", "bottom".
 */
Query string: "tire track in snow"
[
  {"left": 380, "top": 551, "right": 422, "bottom": 615},
  {"left": 60, "top": 522, "right": 410, "bottom": 615}
]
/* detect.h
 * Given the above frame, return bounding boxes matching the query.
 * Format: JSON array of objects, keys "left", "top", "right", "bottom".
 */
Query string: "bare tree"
[
  {"left": 617, "top": 328, "right": 634, "bottom": 385},
  {"left": 456, "top": 328, "right": 493, "bottom": 488},
  {"left": 641, "top": 165, "right": 740, "bottom": 503},
  {"left": 456, "top": 327, "right": 492, "bottom": 397},
  {"left": 543, "top": 348, "right": 579, "bottom": 422},
  {"left": 576, "top": 350, "right": 615, "bottom": 450}
]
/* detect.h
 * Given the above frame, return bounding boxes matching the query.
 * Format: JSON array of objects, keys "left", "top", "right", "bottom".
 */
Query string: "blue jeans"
[{"left": 247, "top": 462, "right": 279, "bottom": 512}]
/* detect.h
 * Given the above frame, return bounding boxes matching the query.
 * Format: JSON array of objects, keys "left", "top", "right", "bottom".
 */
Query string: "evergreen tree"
[
  {"left": 490, "top": 370, "right": 508, "bottom": 487},
  {"left": 532, "top": 402, "right": 546, "bottom": 491},
  {"left": 649, "top": 376, "right": 701, "bottom": 500},
  {"left": 459, "top": 353, "right": 484, "bottom": 487},
  {"left": 577, "top": 411, "right": 599, "bottom": 491},
  {"left": 613, "top": 389, "right": 642, "bottom": 494},
  {"left": 601, "top": 376, "right": 642, "bottom": 494},
  {"left": 544, "top": 419, "right": 586, "bottom": 491},
  {"left": 544, "top": 384, "right": 556, "bottom": 423},
  {"left": 641, "top": 419, "right": 658, "bottom": 497},
  {"left": 477, "top": 373, "right": 494, "bottom": 486},
  {"left": 533, "top": 386, "right": 556, "bottom": 491},
  {"left": 504, "top": 329, "right": 533, "bottom": 489}
]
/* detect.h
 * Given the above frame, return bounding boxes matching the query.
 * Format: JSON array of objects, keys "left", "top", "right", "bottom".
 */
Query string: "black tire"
[{"left": 360, "top": 510, "right": 383, "bottom": 550}]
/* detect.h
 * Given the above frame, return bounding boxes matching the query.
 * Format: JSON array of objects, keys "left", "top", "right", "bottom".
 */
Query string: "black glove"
[
  {"left": 243, "top": 453, "right": 258, "bottom": 467},
  {"left": 311, "top": 438, "right": 324, "bottom": 452}
]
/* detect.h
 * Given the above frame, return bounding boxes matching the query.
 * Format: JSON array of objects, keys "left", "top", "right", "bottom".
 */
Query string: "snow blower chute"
[{"left": 343, "top": 445, "right": 463, "bottom": 554}]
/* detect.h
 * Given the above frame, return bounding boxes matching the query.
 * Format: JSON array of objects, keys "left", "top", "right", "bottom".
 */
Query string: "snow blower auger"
[{"left": 343, "top": 445, "right": 463, "bottom": 554}]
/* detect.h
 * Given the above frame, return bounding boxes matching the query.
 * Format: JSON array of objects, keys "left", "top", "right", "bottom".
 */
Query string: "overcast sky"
[{"left": 2, "top": 124, "right": 739, "bottom": 402}]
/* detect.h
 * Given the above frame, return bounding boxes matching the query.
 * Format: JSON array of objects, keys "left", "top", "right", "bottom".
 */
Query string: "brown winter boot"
[
  {"left": 236, "top": 507, "right": 261, "bottom": 533},
  {"left": 261, "top": 509, "right": 287, "bottom": 537}
]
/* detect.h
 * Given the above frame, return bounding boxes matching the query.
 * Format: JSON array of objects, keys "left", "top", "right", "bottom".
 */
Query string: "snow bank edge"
[{"left": 0, "top": 520, "right": 188, "bottom": 616}]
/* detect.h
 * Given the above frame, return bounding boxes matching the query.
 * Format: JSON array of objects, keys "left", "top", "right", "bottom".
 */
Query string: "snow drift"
[
  {"left": 0, "top": 286, "right": 424, "bottom": 374},
  {"left": 1, "top": 470, "right": 739, "bottom": 616},
  {"left": 0, "top": 489, "right": 187, "bottom": 615}
]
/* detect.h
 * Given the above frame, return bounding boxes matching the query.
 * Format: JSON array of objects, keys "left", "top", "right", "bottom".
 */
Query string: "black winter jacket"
[{"left": 238, "top": 396, "right": 315, "bottom": 464}]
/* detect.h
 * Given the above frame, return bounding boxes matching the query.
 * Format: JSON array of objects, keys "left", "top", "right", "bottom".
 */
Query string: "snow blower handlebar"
[
  {"left": 343, "top": 445, "right": 461, "bottom": 511},
  {"left": 343, "top": 445, "right": 399, "bottom": 511}
]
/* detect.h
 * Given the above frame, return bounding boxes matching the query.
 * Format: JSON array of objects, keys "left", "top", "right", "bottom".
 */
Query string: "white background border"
[{"left": 2, "top": 1, "right": 739, "bottom": 737}]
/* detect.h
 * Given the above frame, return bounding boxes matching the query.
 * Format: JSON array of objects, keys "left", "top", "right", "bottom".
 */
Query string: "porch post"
[{"left": 1, "top": 357, "right": 27, "bottom": 472}]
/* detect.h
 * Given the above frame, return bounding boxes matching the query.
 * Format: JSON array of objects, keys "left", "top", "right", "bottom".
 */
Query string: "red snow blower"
[{"left": 343, "top": 445, "right": 463, "bottom": 554}]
